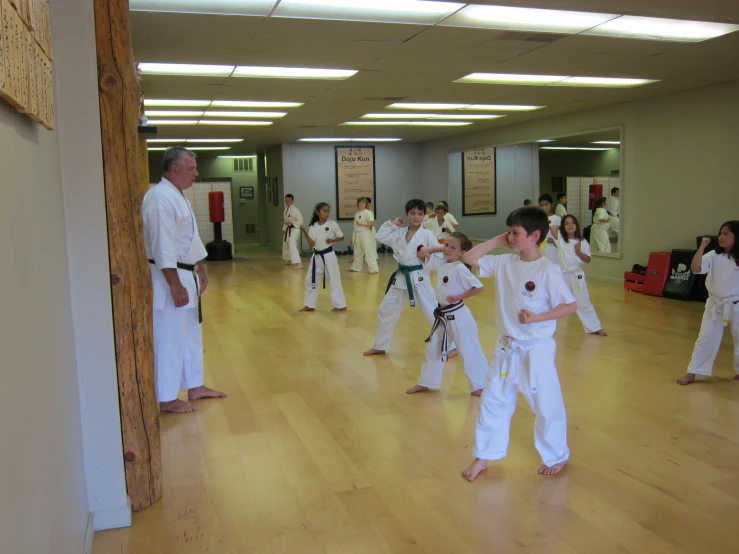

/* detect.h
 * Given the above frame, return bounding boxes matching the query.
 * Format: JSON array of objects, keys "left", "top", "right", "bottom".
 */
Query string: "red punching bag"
[
  {"left": 208, "top": 191, "right": 225, "bottom": 223},
  {"left": 588, "top": 183, "right": 603, "bottom": 210}
]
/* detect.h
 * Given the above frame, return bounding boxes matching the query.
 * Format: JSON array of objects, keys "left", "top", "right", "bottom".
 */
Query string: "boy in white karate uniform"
[
  {"left": 282, "top": 194, "right": 304, "bottom": 269},
  {"left": 461, "top": 206, "right": 577, "bottom": 480},
  {"left": 364, "top": 199, "right": 453, "bottom": 357},
  {"left": 538, "top": 194, "right": 561, "bottom": 267}
]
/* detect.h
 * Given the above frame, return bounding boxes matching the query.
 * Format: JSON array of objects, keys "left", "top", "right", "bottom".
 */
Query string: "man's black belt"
[{"left": 148, "top": 260, "right": 202, "bottom": 323}]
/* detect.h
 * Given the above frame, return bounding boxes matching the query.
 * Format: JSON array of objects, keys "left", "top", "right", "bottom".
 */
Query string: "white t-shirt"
[
  {"left": 424, "top": 216, "right": 454, "bottom": 240},
  {"left": 593, "top": 208, "right": 609, "bottom": 230},
  {"left": 556, "top": 234, "right": 592, "bottom": 274},
  {"left": 544, "top": 214, "right": 561, "bottom": 266},
  {"left": 354, "top": 209, "right": 374, "bottom": 233},
  {"left": 555, "top": 204, "right": 567, "bottom": 218},
  {"left": 478, "top": 254, "right": 575, "bottom": 340},
  {"left": 444, "top": 213, "right": 459, "bottom": 227},
  {"left": 425, "top": 255, "right": 483, "bottom": 307},
  {"left": 699, "top": 251, "right": 739, "bottom": 299},
  {"left": 308, "top": 220, "right": 343, "bottom": 251}
]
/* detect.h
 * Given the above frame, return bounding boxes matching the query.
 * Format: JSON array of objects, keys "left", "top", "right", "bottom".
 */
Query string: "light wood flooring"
[{"left": 93, "top": 248, "right": 739, "bottom": 554}]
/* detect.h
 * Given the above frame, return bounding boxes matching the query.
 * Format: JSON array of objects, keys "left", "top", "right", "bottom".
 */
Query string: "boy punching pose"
[{"left": 461, "top": 207, "right": 577, "bottom": 479}]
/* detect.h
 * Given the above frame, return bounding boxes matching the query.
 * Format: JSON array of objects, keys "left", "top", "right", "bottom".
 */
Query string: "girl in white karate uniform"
[
  {"left": 349, "top": 197, "right": 379, "bottom": 274},
  {"left": 438, "top": 200, "right": 460, "bottom": 232},
  {"left": 677, "top": 221, "right": 739, "bottom": 385},
  {"left": 427, "top": 203, "right": 456, "bottom": 244},
  {"left": 407, "top": 232, "right": 488, "bottom": 396},
  {"left": 299, "top": 203, "right": 347, "bottom": 312},
  {"left": 551, "top": 215, "right": 607, "bottom": 336},
  {"left": 591, "top": 197, "right": 612, "bottom": 253}
]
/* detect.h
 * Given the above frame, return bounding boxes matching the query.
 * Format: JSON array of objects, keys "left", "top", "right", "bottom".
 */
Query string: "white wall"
[
  {"left": 265, "top": 142, "right": 423, "bottom": 252},
  {"left": 421, "top": 80, "right": 739, "bottom": 281},
  {"left": 447, "top": 144, "right": 538, "bottom": 240}
]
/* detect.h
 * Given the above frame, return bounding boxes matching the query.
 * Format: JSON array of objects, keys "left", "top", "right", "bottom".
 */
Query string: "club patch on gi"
[
  {"left": 325, "top": 227, "right": 330, "bottom": 231},
  {"left": 443, "top": 276, "right": 449, "bottom": 284},
  {"left": 417, "top": 245, "right": 423, "bottom": 252},
  {"left": 525, "top": 281, "right": 536, "bottom": 292}
]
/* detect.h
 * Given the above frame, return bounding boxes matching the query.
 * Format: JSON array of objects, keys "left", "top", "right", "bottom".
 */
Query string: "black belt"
[
  {"left": 311, "top": 247, "right": 333, "bottom": 289},
  {"left": 148, "top": 259, "right": 202, "bottom": 323},
  {"left": 425, "top": 301, "right": 464, "bottom": 362},
  {"left": 284, "top": 225, "right": 294, "bottom": 242}
]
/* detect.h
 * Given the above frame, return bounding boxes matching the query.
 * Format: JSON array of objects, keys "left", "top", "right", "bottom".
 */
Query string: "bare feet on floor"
[
  {"left": 406, "top": 385, "right": 429, "bottom": 394},
  {"left": 369, "top": 271, "right": 379, "bottom": 275},
  {"left": 300, "top": 306, "right": 315, "bottom": 312},
  {"left": 346, "top": 269, "right": 360, "bottom": 272},
  {"left": 676, "top": 373, "right": 696, "bottom": 385},
  {"left": 471, "top": 389, "right": 483, "bottom": 397},
  {"left": 461, "top": 459, "right": 488, "bottom": 482},
  {"left": 591, "top": 329, "right": 607, "bottom": 336},
  {"left": 160, "top": 399, "right": 198, "bottom": 413},
  {"left": 538, "top": 460, "right": 568, "bottom": 475},
  {"left": 735, "top": 375, "right": 739, "bottom": 381},
  {"left": 447, "top": 348, "right": 459, "bottom": 359},
  {"left": 332, "top": 307, "right": 347, "bottom": 312},
  {"left": 188, "top": 386, "right": 227, "bottom": 401},
  {"left": 363, "top": 348, "right": 385, "bottom": 356},
  {"left": 292, "top": 264, "right": 304, "bottom": 270}
]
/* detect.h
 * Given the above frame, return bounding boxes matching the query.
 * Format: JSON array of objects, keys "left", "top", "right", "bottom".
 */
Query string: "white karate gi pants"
[
  {"left": 351, "top": 230, "right": 379, "bottom": 273},
  {"left": 591, "top": 226, "right": 611, "bottom": 253},
  {"left": 304, "top": 251, "right": 346, "bottom": 309},
  {"left": 418, "top": 306, "right": 488, "bottom": 391},
  {"left": 372, "top": 281, "right": 438, "bottom": 351},
  {"left": 687, "top": 297, "right": 739, "bottom": 376},
  {"left": 153, "top": 307, "right": 204, "bottom": 402},
  {"left": 474, "top": 336, "right": 569, "bottom": 468},
  {"left": 564, "top": 271, "right": 602, "bottom": 333},
  {"left": 282, "top": 227, "right": 302, "bottom": 265}
]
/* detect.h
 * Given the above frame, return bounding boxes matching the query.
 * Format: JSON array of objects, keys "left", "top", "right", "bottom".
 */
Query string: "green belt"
[{"left": 385, "top": 263, "right": 424, "bottom": 307}]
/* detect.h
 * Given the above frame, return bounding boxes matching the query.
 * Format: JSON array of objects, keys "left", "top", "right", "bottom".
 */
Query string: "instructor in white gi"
[{"left": 142, "top": 147, "right": 227, "bottom": 413}]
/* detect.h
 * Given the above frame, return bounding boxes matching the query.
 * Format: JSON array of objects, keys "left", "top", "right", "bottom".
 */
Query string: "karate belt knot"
[
  {"left": 284, "top": 224, "right": 295, "bottom": 242},
  {"left": 425, "top": 301, "right": 464, "bottom": 362},
  {"left": 385, "top": 263, "right": 424, "bottom": 306},
  {"left": 148, "top": 259, "right": 202, "bottom": 324},
  {"left": 498, "top": 336, "right": 548, "bottom": 394},
  {"left": 311, "top": 246, "right": 333, "bottom": 290},
  {"left": 708, "top": 294, "right": 739, "bottom": 327}
]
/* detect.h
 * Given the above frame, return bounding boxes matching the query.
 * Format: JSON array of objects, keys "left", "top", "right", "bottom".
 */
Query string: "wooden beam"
[
  {"left": 138, "top": 135, "right": 150, "bottom": 203},
  {"left": 93, "top": 0, "right": 162, "bottom": 512}
]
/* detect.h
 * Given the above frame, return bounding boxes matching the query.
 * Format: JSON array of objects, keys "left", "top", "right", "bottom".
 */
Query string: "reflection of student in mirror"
[
  {"left": 608, "top": 187, "right": 620, "bottom": 217},
  {"left": 591, "top": 197, "right": 612, "bottom": 253},
  {"left": 555, "top": 193, "right": 567, "bottom": 217},
  {"left": 438, "top": 200, "right": 459, "bottom": 230},
  {"left": 427, "top": 204, "right": 455, "bottom": 244},
  {"left": 538, "top": 194, "right": 561, "bottom": 267}
]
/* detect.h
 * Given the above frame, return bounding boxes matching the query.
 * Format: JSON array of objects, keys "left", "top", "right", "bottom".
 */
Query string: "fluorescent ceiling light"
[
  {"left": 147, "top": 148, "right": 168, "bottom": 151},
  {"left": 233, "top": 66, "right": 357, "bottom": 80},
  {"left": 186, "top": 138, "right": 244, "bottom": 143},
  {"left": 203, "top": 111, "right": 287, "bottom": 118},
  {"left": 199, "top": 120, "right": 273, "bottom": 126},
  {"left": 407, "top": 121, "right": 472, "bottom": 126},
  {"left": 553, "top": 76, "right": 657, "bottom": 87},
  {"left": 536, "top": 139, "right": 556, "bottom": 143},
  {"left": 218, "top": 156, "right": 258, "bottom": 159},
  {"left": 298, "top": 138, "right": 403, "bottom": 142},
  {"left": 146, "top": 120, "right": 199, "bottom": 125},
  {"left": 441, "top": 5, "right": 617, "bottom": 34},
  {"left": 145, "top": 110, "right": 205, "bottom": 116},
  {"left": 540, "top": 147, "right": 614, "bottom": 151},
  {"left": 388, "top": 103, "right": 470, "bottom": 110},
  {"left": 211, "top": 100, "right": 303, "bottom": 108},
  {"left": 431, "top": 114, "right": 503, "bottom": 120},
  {"left": 465, "top": 104, "right": 543, "bottom": 111},
  {"left": 273, "top": 0, "right": 464, "bottom": 25},
  {"left": 144, "top": 99, "right": 211, "bottom": 107},
  {"left": 342, "top": 121, "right": 410, "bottom": 126},
  {"left": 130, "top": 0, "right": 276, "bottom": 16},
  {"left": 184, "top": 146, "right": 232, "bottom": 151},
  {"left": 138, "top": 63, "right": 234, "bottom": 77},
  {"left": 147, "top": 138, "right": 187, "bottom": 143},
  {"left": 591, "top": 141, "right": 621, "bottom": 145},
  {"left": 584, "top": 15, "right": 739, "bottom": 42},
  {"left": 362, "top": 113, "right": 439, "bottom": 119},
  {"left": 456, "top": 73, "right": 568, "bottom": 85}
]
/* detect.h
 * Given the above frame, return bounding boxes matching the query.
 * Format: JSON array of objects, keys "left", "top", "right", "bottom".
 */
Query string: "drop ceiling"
[{"left": 131, "top": 0, "right": 739, "bottom": 154}]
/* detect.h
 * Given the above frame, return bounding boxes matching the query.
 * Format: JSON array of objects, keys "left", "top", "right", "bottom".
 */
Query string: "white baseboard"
[
  {"left": 92, "top": 496, "right": 132, "bottom": 531},
  {"left": 83, "top": 513, "right": 94, "bottom": 554}
]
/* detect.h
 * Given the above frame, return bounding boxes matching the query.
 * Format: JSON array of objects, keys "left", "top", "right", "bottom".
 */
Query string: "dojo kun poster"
[
  {"left": 335, "top": 146, "right": 376, "bottom": 220},
  {"left": 462, "top": 148, "right": 496, "bottom": 216}
]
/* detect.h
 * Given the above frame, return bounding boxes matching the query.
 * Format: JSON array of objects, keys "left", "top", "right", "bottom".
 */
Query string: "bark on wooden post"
[
  {"left": 94, "top": 0, "right": 162, "bottom": 512},
  {"left": 138, "top": 134, "right": 150, "bottom": 203}
]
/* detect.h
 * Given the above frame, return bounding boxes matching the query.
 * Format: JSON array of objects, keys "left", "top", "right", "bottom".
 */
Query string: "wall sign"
[
  {"left": 335, "top": 145, "right": 376, "bottom": 220},
  {"left": 462, "top": 147, "right": 496, "bottom": 216},
  {"left": 240, "top": 186, "right": 253, "bottom": 199}
]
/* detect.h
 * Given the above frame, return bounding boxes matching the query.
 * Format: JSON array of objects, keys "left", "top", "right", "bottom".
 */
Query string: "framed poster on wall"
[
  {"left": 462, "top": 147, "right": 496, "bottom": 216},
  {"left": 335, "top": 145, "right": 376, "bottom": 220}
]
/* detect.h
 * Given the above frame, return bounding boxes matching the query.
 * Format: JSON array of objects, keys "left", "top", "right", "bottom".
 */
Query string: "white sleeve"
[
  {"left": 477, "top": 255, "right": 498, "bottom": 278},
  {"left": 293, "top": 208, "right": 303, "bottom": 226},
  {"left": 457, "top": 265, "right": 484, "bottom": 290},
  {"left": 144, "top": 202, "right": 178, "bottom": 269},
  {"left": 375, "top": 220, "right": 401, "bottom": 247},
  {"left": 580, "top": 239, "right": 592, "bottom": 257},
  {"left": 555, "top": 205, "right": 566, "bottom": 217},
  {"left": 546, "top": 266, "right": 576, "bottom": 307},
  {"left": 331, "top": 220, "right": 343, "bottom": 239},
  {"left": 424, "top": 252, "right": 445, "bottom": 273},
  {"left": 445, "top": 213, "right": 459, "bottom": 225},
  {"left": 308, "top": 225, "right": 317, "bottom": 241},
  {"left": 366, "top": 210, "right": 375, "bottom": 224},
  {"left": 699, "top": 251, "right": 714, "bottom": 275}
]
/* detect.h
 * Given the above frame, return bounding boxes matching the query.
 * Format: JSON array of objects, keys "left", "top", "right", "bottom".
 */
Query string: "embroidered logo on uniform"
[
  {"left": 443, "top": 276, "right": 449, "bottom": 284},
  {"left": 525, "top": 281, "right": 536, "bottom": 292},
  {"left": 578, "top": 274, "right": 583, "bottom": 280},
  {"left": 417, "top": 245, "right": 423, "bottom": 252},
  {"left": 325, "top": 227, "right": 329, "bottom": 231},
  {"left": 447, "top": 314, "right": 455, "bottom": 320},
  {"left": 418, "top": 277, "right": 424, "bottom": 282}
]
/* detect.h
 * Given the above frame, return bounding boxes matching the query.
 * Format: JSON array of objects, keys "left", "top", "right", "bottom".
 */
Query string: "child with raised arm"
[
  {"left": 460, "top": 206, "right": 577, "bottom": 480},
  {"left": 677, "top": 221, "right": 739, "bottom": 385},
  {"left": 407, "top": 232, "right": 488, "bottom": 396},
  {"left": 364, "top": 199, "right": 447, "bottom": 357},
  {"left": 349, "top": 197, "right": 379, "bottom": 274},
  {"left": 299, "top": 203, "right": 347, "bottom": 312}
]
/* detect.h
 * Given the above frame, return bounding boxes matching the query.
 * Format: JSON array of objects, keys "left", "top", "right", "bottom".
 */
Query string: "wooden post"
[
  {"left": 138, "top": 135, "right": 150, "bottom": 203},
  {"left": 94, "top": 0, "right": 162, "bottom": 512}
]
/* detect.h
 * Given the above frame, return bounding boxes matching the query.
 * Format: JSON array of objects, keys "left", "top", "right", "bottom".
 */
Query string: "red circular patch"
[
  {"left": 443, "top": 276, "right": 449, "bottom": 284},
  {"left": 417, "top": 245, "right": 423, "bottom": 252},
  {"left": 525, "top": 281, "right": 536, "bottom": 292}
]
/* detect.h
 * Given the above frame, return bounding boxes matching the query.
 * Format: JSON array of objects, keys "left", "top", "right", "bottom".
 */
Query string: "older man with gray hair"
[{"left": 142, "top": 147, "right": 226, "bottom": 413}]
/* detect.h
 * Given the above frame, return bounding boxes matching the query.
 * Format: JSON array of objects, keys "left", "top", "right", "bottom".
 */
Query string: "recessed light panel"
[
  {"left": 273, "top": 0, "right": 464, "bottom": 25},
  {"left": 138, "top": 63, "right": 234, "bottom": 77},
  {"left": 203, "top": 111, "right": 287, "bottom": 118},
  {"left": 147, "top": 138, "right": 187, "bottom": 143},
  {"left": 583, "top": 15, "right": 739, "bottom": 42},
  {"left": 211, "top": 100, "right": 304, "bottom": 108},
  {"left": 233, "top": 66, "right": 357, "bottom": 79},
  {"left": 298, "top": 138, "right": 403, "bottom": 142},
  {"left": 591, "top": 141, "right": 621, "bottom": 145},
  {"left": 455, "top": 73, "right": 658, "bottom": 87},
  {"left": 200, "top": 120, "right": 273, "bottom": 126},
  {"left": 144, "top": 99, "right": 211, "bottom": 107},
  {"left": 186, "top": 139, "right": 244, "bottom": 143},
  {"left": 130, "top": 0, "right": 277, "bottom": 16},
  {"left": 145, "top": 110, "right": 205, "bottom": 117}
]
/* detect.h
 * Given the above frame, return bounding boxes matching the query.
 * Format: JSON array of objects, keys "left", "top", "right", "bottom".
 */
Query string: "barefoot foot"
[
  {"left": 332, "top": 307, "right": 347, "bottom": 312},
  {"left": 461, "top": 459, "right": 488, "bottom": 482},
  {"left": 538, "top": 460, "right": 568, "bottom": 475},
  {"left": 346, "top": 269, "right": 360, "bottom": 272},
  {"left": 188, "top": 386, "right": 227, "bottom": 401},
  {"left": 447, "top": 348, "right": 459, "bottom": 359},
  {"left": 292, "top": 264, "right": 304, "bottom": 270},
  {"left": 735, "top": 375, "right": 739, "bottom": 381},
  {"left": 300, "top": 306, "right": 315, "bottom": 312},
  {"left": 406, "top": 385, "right": 429, "bottom": 394},
  {"left": 471, "top": 388, "right": 483, "bottom": 397},
  {"left": 676, "top": 373, "right": 696, "bottom": 386},
  {"left": 160, "top": 399, "right": 198, "bottom": 413},
  {"left": 593, "top": 329, "right": 607, "bottom": 336},
  {"left": 363, "top": 348, "right": 385, "bottom": 356}
]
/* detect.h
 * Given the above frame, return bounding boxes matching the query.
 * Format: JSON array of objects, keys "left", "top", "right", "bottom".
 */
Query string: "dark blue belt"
[
  {"left": 425, "top": 301, "right": 464, "bottom": 361},
  {"left": 311, "top": 247, "right": 333, "bottom": 289},
  {"left": 148, "top": 259, "right": 202, "bottom": 323}
]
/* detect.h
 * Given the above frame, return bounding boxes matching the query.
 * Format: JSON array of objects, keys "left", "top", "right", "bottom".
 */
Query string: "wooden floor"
[{"left": 93, "top": 247, "right": 739, "bottom": 554}]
